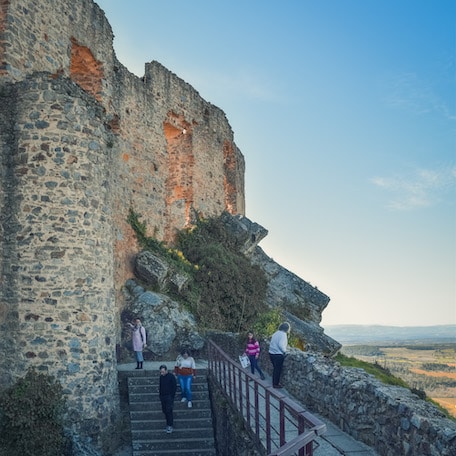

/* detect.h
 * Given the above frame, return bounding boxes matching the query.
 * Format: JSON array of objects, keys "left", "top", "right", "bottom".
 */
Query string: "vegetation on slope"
[
  {"left": 128, "top": 210, "right": 269, "bottom": 333},
  {"left": 335, "top": 352, "right": 409, "bottom": 387}
]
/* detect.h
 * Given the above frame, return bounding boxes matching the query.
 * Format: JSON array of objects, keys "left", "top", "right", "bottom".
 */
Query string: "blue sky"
[{"left": 95, "top": 0, "right": 455, "bottom": 327}]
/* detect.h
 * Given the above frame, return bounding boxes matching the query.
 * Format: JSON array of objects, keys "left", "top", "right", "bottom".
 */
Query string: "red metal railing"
[{"left": 207, "top": 340, "right": 326, "bottom": 456}]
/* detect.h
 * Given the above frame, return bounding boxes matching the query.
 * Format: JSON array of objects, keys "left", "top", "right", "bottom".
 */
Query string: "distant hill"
[{"left": 324, "top": 324, "right": 456, "bottom": 345}]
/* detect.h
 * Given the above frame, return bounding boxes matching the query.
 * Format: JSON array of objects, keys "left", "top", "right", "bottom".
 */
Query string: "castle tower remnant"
[{"left": 0, "top": 0, "right": 245, "bottom": 449}]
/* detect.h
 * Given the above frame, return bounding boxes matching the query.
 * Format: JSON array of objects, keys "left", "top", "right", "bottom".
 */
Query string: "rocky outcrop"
[
  {"left": 283, "top": 311, "right": 341, "bottom": 355},
  {"left": 217, "top": 213, "right": 340, "bottom": 355},
  {"left": 218, "top": 212, "right": 269, "bottom": 255},
  {"left": 135, "top": 250, "right": 190, "bottom": 294},
  {"left": 125, "top": 213, "right": 339, "bottom": 357},
  {"left": 122, "top": 279, "right": 205, "bottom": 359}
]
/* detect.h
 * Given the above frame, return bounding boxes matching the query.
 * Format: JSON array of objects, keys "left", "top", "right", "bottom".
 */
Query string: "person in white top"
[
  {"left": 174, "top": 349, "right": 196, "bottom": 408},
  {"left": 268, "top": 322, "right": 290, "bottom": 388}
]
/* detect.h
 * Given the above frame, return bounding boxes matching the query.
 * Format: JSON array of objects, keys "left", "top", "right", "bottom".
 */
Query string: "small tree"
[{"left": 0, "top": 369, "right": 69, "bottom": 456}]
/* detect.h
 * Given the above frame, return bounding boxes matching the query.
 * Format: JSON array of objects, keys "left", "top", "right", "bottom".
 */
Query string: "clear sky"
[{"left": 95, "top": 0, "right": 455, "bottom": 328}]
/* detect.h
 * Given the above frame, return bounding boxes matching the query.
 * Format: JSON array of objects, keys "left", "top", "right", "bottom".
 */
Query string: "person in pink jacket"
[
  {"left": 127, "top": 318, "right": 146, "bottom": 369},
  {"left": 245, "top": 331, "right": 265, "bottom": 380}
]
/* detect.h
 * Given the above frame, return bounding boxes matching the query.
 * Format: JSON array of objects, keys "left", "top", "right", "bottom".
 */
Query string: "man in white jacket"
[{"left": 268, "top": 322, "right": 290, "bottom": 388}]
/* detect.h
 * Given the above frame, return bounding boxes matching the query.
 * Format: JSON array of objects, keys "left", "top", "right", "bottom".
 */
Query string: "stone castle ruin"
[
  {"left": 2, "top": 3, "right": 455, "bottom": 455},
  {"left": 0, "top": 0, "right": 336, "bottom": 449}
]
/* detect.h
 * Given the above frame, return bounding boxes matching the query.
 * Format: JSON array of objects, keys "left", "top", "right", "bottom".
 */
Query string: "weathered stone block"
[{"left": 134, "top": 250, "right": 169, "bottom": 289}]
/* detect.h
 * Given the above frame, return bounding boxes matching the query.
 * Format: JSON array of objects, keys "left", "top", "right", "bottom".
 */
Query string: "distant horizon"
[
  {"left": 323, "top": 323, "right": 456, "bottom": 344},
  {"left": 324, "top": 323, "right": 455, "bottom": 328}
]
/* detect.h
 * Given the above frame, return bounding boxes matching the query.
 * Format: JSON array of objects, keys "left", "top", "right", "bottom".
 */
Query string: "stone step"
[
  {"left": 128, "top": 382, "right": 208, "bottom": 394},
  {"left": 130, "top": 407, "right": 213, "bottom": 421},
  {"left": 131, "top": 416, "right": 213, "bottom": 431},
  {"left": 133, "top": 436, "right": 215, "bottom": 452},
  {"left": 133, "top": 448, "right": 216, "bottom": 456},
  {"left": 128, "top": 374, "right": 208, "bottom": 382},
  {"left": 128, "top": 369, "right": 208, "bottom": 384},
  {"left": 132, "top": 426, "right": 214, "bottom": 440},
  {"left": 129, "top": 388, "right": 208, "bottom": 404},
  {"left": 129, "top": 399, "right": 210, "bottom": 412}
]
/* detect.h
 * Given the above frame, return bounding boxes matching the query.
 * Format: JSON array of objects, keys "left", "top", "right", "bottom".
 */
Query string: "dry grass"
[
  {"left": 411, "top": 368, "right": 456, "bottom": 379},
  {"left": 432, "top": 397, "right": 456, "bottom": 418}
]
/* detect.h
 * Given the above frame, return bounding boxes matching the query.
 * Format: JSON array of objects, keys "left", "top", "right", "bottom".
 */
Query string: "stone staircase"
[{"left": 127, "top": 369, "right": 216, "bottom": 456}]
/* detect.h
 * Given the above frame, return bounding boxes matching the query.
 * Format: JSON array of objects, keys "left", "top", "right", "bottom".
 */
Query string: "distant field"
[
  {"left": 341, "top": 343, "right": 456, "bottom": 418},
  {"left": 411, "top": 368, "right": 456, "bottom": 379},
  {"left": 433, "top": 398, "right": 456, "bottom": 417}
]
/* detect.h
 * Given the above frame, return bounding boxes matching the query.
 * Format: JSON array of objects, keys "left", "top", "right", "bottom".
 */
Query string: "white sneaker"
[
  {"left": 180, "top": 397, "right": 187, "bottom": 402},
  {"left": 165, "top": 426, "right": 173, "bottom": 433},
  {"left": 187, "top": 401, "right": 192, "bottom": 408}
]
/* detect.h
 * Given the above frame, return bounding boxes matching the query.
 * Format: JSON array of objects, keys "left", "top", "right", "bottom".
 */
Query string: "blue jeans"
[
  {"left": 135, "top": 351, "right": 144, "bottom": 362},
  {"left": 178, "top": 374, "right": 193, "bottom": 401},
  {"left": 248, "top": 355, "right": 264, "bottom": 377}
]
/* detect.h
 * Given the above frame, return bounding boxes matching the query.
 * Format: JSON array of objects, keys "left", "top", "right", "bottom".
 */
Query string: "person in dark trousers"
[
  {"left": 159, "top": 364, "right": 177, "bottom": 433},
  {"left": 268, "top": 322, "right": 290, "bottom": 388},
  {"left": 245, "top": 331, "right": 265, "bottom": 380}
]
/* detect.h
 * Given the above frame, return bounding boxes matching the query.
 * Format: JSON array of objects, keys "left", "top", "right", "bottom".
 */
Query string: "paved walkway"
[{"left": 117, "top": 361, "right": 378, "bottom": 456}]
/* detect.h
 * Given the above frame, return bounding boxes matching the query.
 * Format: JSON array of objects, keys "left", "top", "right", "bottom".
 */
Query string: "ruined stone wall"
[
  {"left": 111, "top": 61, "right": 245, "bottom": 293},
  {"left": 0, "top": 0, "right": 245, "bottom": 449},
  {"left": 0, "top": 0, "right": 244, "bottom": 287},
  {"left": 282, "top": 351, "right": 456, "bottom": 456}
]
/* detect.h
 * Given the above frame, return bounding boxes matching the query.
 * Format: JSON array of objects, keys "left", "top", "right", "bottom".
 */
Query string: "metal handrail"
[{"left": 207, "top": 339, "right": 326, "bottom": 456}]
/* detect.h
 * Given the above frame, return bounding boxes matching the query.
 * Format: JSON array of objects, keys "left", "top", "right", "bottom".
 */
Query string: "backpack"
[{"left": 139, "top": 326, "right": 148, "bottom": 344}]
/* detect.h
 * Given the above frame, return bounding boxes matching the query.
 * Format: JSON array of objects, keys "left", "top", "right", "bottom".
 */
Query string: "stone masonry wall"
[
  {"left": 208, "top": 374, "right": 265, "bottom": 456},
  {"left": 282, "top": 351, "right": 456, "bottom": 456},
  {"left": 0, "top": 73, "right": 120, "bottom": 448},
  {"left": 0, "top": 0, "right": 245, "bottom": 449}
]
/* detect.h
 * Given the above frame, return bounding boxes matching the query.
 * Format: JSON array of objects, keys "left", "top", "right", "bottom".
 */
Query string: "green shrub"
[
  {"left": 177, "top": 214, "right": 268, "bottom": 332},
  {"left": 251, "top": 308, "right": 284, "bottom": 340},
  {"left": 0, "top": 369, "right": 69, "bottom": 456},
  {"left": 250, "top": 307, "right": 300, "bottom": 348},
  {"left": 128, "top": 210, "right": 269, "bottom": 332},
  {"left": 335, "top": 353, "right": 412, "bottom": 387}
]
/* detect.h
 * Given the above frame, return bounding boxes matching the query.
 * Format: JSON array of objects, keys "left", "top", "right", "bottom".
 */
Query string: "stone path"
[{"left": 117, "top": 361, "right": 378, "bottom": 456}]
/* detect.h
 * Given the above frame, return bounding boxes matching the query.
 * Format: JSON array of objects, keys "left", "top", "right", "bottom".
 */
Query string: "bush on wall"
[{"left": 0, "top": 369, "right": 69, "bottom": 456}]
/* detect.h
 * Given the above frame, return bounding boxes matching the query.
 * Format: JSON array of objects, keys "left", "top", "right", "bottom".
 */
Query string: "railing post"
[
  {"left": 246, "top": 373, "right": 251, "bottom": 428},
  {"left": 280, "top": 400, "right": 286, "bottom": 446},
  {"left": 265, "top": 389, "right": 271, "bottom": 453},
  {"left": 207, "top": 339, "right": 325, "bottom": 456},
  {"left": 298, "top": 414, "right": 306, "bottom": 456},
  {"left": 238, "top": 368, "right": 243, "bottom": 415}
]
